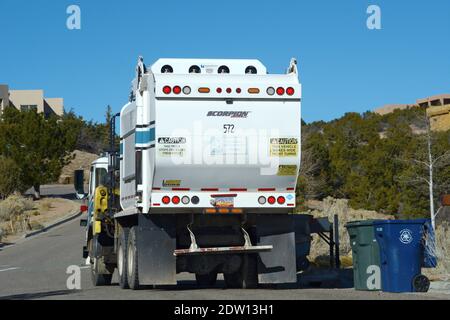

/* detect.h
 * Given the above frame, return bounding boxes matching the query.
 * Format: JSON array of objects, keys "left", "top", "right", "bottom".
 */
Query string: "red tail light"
[
  {"left": 286, "top": 87, "right": 295, "bottom": 96},
  {"left": 226, "top": 88, "right": 232, "bottom": 94},
  {"left": 276, "top": 87, "right": 285, "bottom": 96},
  {"left": 236, "top": 88, "right": 242, "bottom": 93},
  {"left": 162, "top": 196, "right": 171, "bottom": 204},
  {"left": 173, "top": 86, "right": 181, "bottom": 94},
  {"left": 172, "top": 196, "right": 180, "bottom": 205},
  {"left": 163, "top": 86, "right": 171, "bottom": 94},
  {"left": 80, "top": 205, "right": 88, "bottom": 212},
  {"left": 216, "top": 88, "right": 222, "bottom": 93},
  {"left": 277, "top": 196, "right": 286, "bottom": 205},
  {"left": 268, "top": 196, "right": 276, "bottom": 205}
]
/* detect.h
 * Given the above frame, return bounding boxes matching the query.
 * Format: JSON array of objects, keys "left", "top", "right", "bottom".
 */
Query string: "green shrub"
[{"left": 0, "top": 157, "right": 27, "bottom": 199}]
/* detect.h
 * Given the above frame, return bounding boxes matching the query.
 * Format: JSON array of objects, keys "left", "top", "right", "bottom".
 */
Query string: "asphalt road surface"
[{"left": 0, "top": 186, "right": 449, "bottom": 300}]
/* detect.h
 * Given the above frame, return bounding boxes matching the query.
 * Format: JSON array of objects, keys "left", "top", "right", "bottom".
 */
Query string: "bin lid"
[
  {"left": 345, "top": 220, "right": 378, "bottom": 228},
  {"left": 372, "top": 218, "right": 429, "bottom": 226}
]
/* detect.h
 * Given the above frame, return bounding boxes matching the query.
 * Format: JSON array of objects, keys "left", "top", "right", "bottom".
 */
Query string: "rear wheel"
[
  {"left": 117, "top": 227, "right": 129, "bottom": 289},
  {"left": 224, "top": 254, "right": 258, "bottom": 289},
  {"left": 127, "top": 226, "right": 140, "bottom": 290},
  {"left": 195, "top": 272, "right": 218, "bottom": 288}
]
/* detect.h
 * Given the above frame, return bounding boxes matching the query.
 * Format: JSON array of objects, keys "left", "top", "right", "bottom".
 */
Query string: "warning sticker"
[
  {"left": 158, "top": 137, "right": 186, "bottom": 157},
  {"left": 162, "top": 180, "right": 181, "bottom": 187},
  {"left": 277, "top": 165, "right": 298, "bottom": 176},
  {"left": 270, "top": 138, "right": 299, "bottom": 157}
]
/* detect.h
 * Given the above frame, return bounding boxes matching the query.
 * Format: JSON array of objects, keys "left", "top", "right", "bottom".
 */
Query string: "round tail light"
[
  {"left": 277, "top": 196, "right": 286, "bottom": 205},
  {"left": 276, "top": 87, "right": 285, "bottom": 96},
  {"left": 216, "top": 88, "right": 222, "bottom": 93},
  {"left": 182, "top": 86, "right": 191, "bottom": 95},
  {"left": 172, "top": 196, "right": 180, "bottom": 205},
  {"left": 226, "top": 88, "right": 232, "bottom": 94},
  {"left": 191, "top": 196, "right": 200, "bottom": 205},
  {"left": 163, "top": 86, "right": 171, "bottom": 94},
  {"left": 268, "top": 196, "right": 276, "bottom": 205},
  {"left": 286, "top": 87, "right": 295, "bottom": 96},
  {"left": 173, "top": 86, "right": 181, "bottom": 94},
  {"left": 267, "top": 87, "right": 275, "bottom": 96},
  {"left": 162, "top": 196, "right": 170, "bottom": 204},
  {"left": 182, "top": 196, "right": 190, "bottom": 205},
  {"left": 258, "top": 196, "right": 267, "bottom": 205}
]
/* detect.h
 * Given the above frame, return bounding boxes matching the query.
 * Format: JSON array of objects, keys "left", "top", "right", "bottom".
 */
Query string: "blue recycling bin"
[{"left": 373, "top": 219, "right": 434, "bottom": 293}]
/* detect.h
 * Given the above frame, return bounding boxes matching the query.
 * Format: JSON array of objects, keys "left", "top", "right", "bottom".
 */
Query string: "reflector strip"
[
  {"left": 153, "top": 203, "right": 161, "bottom": 206},
  {"left": 258, "top": 188, "right": 276, "bottom": 192},
  {"left": 288, "top": 204, "right": 295, "bottom": 207},
  {"left": 211, "top": 194, "right": 238, "bottom": 198},
  {"left": 172, "top": 188, "right": 190, "bottom": 191},
  {"left": 201, "top": 188, "right": 219, "bottom": 192},
  {"left": 287, "top": 188, "right": 295, "bottom": 191},
  {"left": 229, "top": 188, "right": 247, "bottom": 192}
]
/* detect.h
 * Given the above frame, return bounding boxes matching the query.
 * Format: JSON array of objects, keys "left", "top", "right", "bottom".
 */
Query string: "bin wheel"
[{"left": 413, "top": 274, "right": 430, "bottom": 293}]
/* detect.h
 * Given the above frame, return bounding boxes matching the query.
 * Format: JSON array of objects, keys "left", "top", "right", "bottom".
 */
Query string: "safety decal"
[
  {"left": 270, "top": 138, "right": 299, "bottom": 157},
  {"left": 277, "top": 165, "right": 298, "bottom": 176},
  {"left": 162, "top": 180, "right": 181, "bottom": 187},
  {"left": 158, "top": 137, "right": 186, "bottom": 157}
]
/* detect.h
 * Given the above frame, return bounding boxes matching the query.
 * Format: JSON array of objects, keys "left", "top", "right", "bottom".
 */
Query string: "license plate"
[{"left": 214, "top": 197, "right": 234, "bottom": 208}]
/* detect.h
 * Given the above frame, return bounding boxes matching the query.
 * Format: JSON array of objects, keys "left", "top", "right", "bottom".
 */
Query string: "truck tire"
[
  {"left": 195, "top": 272, "right": 218, "bottom": 287},
  {"left": 224, "top": 254, "right": 258, "bottom": 289},
  {"left": 127, "top": 226, "right": 140, "bottom": 290},
  {"left": 91, "top": 257, "right": 113, "bottom": 286},
  {"left": 117, "top": 227, "right": 129, "bottom": 289}
]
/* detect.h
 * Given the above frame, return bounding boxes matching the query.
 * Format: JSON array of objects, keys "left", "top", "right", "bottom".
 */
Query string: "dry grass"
[
  {"left": 303, "top": 197, "right": 394, "bottom": 262},
  {"left": 0, "top": 195, "right": 36, "bottom": 234},
  {"left": 423, "top": 222, "right": 450, "bottom": 281},
  {"left": 39, "top": 198, "right": 53, "bottom": 211}
]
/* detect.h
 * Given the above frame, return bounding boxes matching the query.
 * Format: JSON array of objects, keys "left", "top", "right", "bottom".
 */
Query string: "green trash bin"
[{"left": 346, "top": 220, "right": 381, "bottom": 291}]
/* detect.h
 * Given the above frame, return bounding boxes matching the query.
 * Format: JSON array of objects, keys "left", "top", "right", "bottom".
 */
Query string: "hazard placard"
[{"left": 270, "top": 138, "right": 299, "bottom": 157}]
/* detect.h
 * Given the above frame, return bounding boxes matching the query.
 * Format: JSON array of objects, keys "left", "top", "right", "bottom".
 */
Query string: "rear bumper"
[{"left": 150, "top": 191, "right": 296, "bottom": 209}]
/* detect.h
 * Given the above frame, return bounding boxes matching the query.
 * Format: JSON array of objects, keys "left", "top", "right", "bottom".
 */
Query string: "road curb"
[{"left": 23, "top": 209, "right": 82, "bottom": 239}]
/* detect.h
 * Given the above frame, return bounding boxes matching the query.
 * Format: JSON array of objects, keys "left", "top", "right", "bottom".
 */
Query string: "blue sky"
[{"left": 1, "top": 0, "right": 449, "bottom": 124}]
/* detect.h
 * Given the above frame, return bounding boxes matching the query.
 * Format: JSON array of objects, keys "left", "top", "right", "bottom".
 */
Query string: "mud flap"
[
  {"left": 137, "top": 214, "right": 177, "bottom": 285},
  {"left": 256, "top": 214, "right": 297, "bottom": 284}
]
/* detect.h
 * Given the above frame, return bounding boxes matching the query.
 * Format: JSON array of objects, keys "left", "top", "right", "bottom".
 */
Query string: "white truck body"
[
  {"left": 80, "top": 57, "right": 305, "bottom": 288},
  {"left": 119, "top": 58, "right": 301, "bottom": 214}
]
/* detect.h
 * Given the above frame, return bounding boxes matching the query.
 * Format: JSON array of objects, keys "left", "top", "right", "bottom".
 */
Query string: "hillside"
[
  {"left": 299, "top": 106, "right": 450, "bottom": 218},
  {"left": 58, "top": 150, "right": 99, "bottom": 184}
]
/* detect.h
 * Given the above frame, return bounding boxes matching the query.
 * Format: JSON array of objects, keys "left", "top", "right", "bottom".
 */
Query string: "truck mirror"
[{"left": 74, "top": 170, "right": 86, "bottom": 198}]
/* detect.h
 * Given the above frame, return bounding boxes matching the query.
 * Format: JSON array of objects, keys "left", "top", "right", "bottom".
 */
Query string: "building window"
[{"left": 20, "top": 105, "right": 38, "bottom": 112}]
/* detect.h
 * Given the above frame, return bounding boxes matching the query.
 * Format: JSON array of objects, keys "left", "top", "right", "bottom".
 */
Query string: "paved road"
[
  {"left": 1, "top": 215, "right": 449, "bottom": 300},
  {"left": 0, "top": 184, "right": 449, "bottom": 300}
]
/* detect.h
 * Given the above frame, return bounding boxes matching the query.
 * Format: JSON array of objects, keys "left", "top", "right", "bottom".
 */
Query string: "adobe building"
[
  {"left": 374, "top": 94, "right": 450, "bottom": 132},
  {"left": 0, "top": 84, "right": 64, "bottom": 117}
]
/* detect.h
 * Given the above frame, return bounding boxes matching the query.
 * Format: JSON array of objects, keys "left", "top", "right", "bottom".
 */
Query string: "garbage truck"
[{"left": 74, "top": 56, "right": 304, "bottom": 289}]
